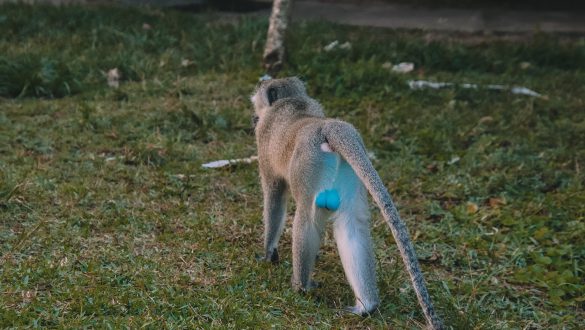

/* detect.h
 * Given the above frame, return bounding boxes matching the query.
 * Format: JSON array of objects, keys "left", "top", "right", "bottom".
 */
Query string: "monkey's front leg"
[
  {"left": 291, "top": 206, "right": 321, "bottom": 292},
  {"left": 261, "top": 177, "right": 288, "bottom": 263}
]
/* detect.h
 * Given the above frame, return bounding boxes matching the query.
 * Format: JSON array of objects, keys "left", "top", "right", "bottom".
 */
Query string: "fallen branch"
[
  {"left": 408, "top": 80, "right": 543, "bottom": 98},
  {"left": 201, "top": 156, "right": 259, "bottom": 169},
  {"left": 202, "top": 151, "right": 377, "bottom": 170}
]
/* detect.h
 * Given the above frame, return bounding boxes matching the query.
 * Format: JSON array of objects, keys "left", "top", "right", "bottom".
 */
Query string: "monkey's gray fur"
[{"left": 251, "top": 77, "right": 443, "bottom": 330}]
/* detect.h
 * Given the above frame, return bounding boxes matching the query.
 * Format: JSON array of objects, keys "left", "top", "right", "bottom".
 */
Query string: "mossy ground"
[{"left": 0, "top": 3, "right": 584, "bottom": 328}]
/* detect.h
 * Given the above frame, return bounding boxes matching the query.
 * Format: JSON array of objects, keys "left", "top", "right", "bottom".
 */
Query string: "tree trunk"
[{"left": 262, "top": 0, "right": 293, "bottom": 77}]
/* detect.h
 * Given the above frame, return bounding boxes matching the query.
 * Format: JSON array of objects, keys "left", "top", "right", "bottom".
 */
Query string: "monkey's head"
[{"left": 250, "top": 76, "right": 307, "bottom": 125}]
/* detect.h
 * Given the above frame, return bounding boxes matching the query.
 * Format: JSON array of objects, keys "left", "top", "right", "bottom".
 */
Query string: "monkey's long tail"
[{"left": 324, "top": 121, "right": 443, "bottom": 330}]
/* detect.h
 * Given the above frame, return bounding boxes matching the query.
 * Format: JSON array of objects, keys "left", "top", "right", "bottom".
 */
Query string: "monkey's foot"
[
  {"left": 344, "top": 304, "right": 378, "bottom": 317},
  {"left": 256, "top": 248, "right": 279, "bottom": 264},
  {"left": 292, "top": 280, "right": 320, "bottom": 293},
  {"left": 315, "top": 189, "right": 340, "bottom": 211},
  {"left": 308, "top": 280, "right": 320, "bottom": 289}
]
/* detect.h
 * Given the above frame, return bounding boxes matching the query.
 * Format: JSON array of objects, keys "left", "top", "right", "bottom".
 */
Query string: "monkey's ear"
[{"left": 267, "top": 87, "right": 278, "bottom": 106}]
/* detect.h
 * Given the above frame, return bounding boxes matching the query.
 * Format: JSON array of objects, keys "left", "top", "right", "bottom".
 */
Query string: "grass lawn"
[{"left": 0, "top": 3, "right": 584, "bottom": 328}]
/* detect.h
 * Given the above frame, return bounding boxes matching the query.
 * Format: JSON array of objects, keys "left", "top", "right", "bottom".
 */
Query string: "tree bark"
[{"left": 262, "top": 0, "right": 293, "bottom": 77}]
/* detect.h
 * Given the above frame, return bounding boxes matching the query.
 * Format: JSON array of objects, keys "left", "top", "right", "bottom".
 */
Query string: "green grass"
[{"left": 1, "top": 3, "right": 584, "bottom": 328}]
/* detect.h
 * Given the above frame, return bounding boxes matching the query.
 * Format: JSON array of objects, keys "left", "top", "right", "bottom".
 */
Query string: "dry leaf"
[
  {"left": 181, "top": 59, "right": 192, "bottom": 67},
  {"left": 339, "top": 41, "right": 352, "bottom": 50},
  {"left": 323, "top": 40, "right": 339, "bottom": 52},
  {"left": 479, "top": 116, "right": 494, "bottom": 125},
  {"left": 466, "top": 202, "right": 479, "bottom": 214},
  {"left": 392, "top": 62, "right": 415, "bottom": 73},
  {"left": 488, "top": 197, "right": 506, "bottom": 208},
  {"left": 382, "top": 62, "right": 393, "bottom": 69},
  {"left": 107, "top": 68, "right": 120, "bottom": 88}
]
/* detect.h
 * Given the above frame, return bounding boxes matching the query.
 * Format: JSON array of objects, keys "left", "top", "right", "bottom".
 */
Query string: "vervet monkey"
[{"left": 251, "top": 77, "right": 442, "bottom": 330}]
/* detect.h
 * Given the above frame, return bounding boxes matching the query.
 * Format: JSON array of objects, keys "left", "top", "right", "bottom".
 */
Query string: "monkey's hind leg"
[{"left": 333, "top": 184, "right": 380, "bottom": 315}]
